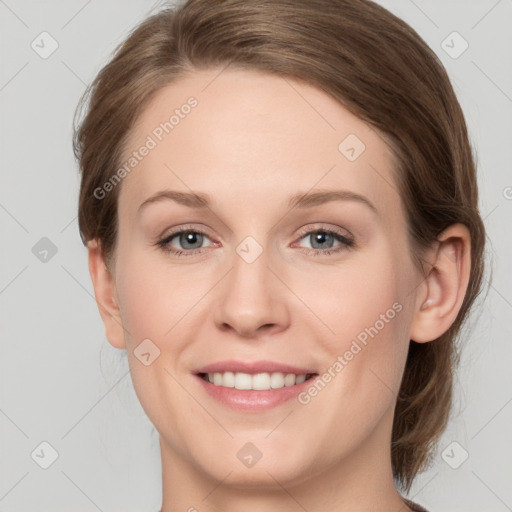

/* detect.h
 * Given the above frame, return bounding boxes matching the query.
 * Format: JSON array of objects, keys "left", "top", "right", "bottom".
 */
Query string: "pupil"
[
  {"left": 182, "top": 231, "right": 202, "bottom": 249},
  {"left": 312, "top": 232, "right": 333, "bottom": 249}
]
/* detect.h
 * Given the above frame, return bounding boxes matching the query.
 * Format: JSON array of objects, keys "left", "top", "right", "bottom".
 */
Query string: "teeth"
[
  {"left": 295, "top": 374, "right": 306, "bottom": 384},
  {"left": 235, "top": 372, "right": 252, "bottom": 390},
  {"left": 203, "top": 371, "right": 311, "bottom": 390}
]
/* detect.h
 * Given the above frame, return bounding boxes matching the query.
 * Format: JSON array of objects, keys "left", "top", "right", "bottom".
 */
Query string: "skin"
[{"left": 88, "top": 67, "right": 471, "bottom": 512}]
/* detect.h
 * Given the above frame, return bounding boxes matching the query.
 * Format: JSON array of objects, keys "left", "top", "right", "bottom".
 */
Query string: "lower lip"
[{"left": 193, "top": 374, "right": 318, "bottom": 412}]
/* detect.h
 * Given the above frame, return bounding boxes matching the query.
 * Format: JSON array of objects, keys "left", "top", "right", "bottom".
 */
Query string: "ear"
[
  {"left": 410, "top": 223, "right": 471, "bottom": 343},
  {"left": 87, "top": 239, "right": 126, "bottom": 349}
]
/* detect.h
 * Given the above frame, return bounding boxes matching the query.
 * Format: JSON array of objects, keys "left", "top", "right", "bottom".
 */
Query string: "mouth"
[
  {"left": 191, "top": 360, "right": 319, "bottom": 411},
  {"left": 197, "top": 371, "right": 317, "bottom": 390}
]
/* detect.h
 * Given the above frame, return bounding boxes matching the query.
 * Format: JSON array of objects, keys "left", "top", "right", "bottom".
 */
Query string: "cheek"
[
  {"left": 307, "top": 248, "right": 414, "bottom": 397},
  {"left": 113, "top": 246, "right": 206, "bottom": 345},
  {"left": 112, "top": 248, "right": 200, "bottom": 442},
  {"left": 114, "top": 264, "right": 162, "bottom": 344}
]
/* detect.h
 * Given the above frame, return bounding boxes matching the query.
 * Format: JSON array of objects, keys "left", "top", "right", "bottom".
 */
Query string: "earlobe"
[
  {"left": 410, "top": 224, "right": 471, "bottom": 343},
  {"left": 87, "top": 239, "right": 126, "bottom": 350}
]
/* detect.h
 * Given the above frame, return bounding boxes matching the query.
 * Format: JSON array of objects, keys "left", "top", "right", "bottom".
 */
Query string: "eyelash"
[{"left": 155, "top": 224, "right": 355, "bottom": 258}]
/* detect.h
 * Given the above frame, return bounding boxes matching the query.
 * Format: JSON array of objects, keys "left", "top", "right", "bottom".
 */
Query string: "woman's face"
[{"left": 109, "top": 68, "right": 423, "bottom": 487}]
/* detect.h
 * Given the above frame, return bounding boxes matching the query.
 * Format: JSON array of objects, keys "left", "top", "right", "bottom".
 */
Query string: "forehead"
[{"left": 118, "top": 67, "right": 401, "bottom": 224}]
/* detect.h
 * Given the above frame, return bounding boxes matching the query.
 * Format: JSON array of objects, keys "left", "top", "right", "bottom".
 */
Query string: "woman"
[{"left": 73, "top": 0, "right": 486, "bottom": 510}]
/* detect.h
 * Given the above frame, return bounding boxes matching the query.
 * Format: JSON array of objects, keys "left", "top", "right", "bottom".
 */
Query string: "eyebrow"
[
  {"left": 138, "top": 190, "right": 210, "bottom": 213},
  {"left": 288, "top": 189, "right": 378, "bottom": 214},
  {"left": 137, "top": 188, "right": 378, "bottom": 215}
]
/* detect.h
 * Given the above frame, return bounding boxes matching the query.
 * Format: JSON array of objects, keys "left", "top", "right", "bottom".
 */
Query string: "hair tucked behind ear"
[{"left": 73, "top": 0, "right": 487, "bottom": 493}]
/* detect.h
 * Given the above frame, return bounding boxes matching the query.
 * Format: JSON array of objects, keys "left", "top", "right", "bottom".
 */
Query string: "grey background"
[{"left": 0, "top": 1, "right": 511, "bottom": 511}]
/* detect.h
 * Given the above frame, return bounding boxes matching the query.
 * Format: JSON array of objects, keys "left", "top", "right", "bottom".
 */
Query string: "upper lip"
[{"left": 193, "top": 360, "right": 318, "bottom": 375}]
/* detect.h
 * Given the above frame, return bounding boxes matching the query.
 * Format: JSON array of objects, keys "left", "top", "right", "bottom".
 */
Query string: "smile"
[
  {"left": 198, "top": 371, "right": 316, "bottom": 390},
  {"left": 192, "top": 360, "right": 319, "bottom": 410}
]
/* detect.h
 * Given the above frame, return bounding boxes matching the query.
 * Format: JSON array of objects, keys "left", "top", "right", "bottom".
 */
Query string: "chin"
[{"left": 193, "top": 441, "right": 316, "bottom": 490}]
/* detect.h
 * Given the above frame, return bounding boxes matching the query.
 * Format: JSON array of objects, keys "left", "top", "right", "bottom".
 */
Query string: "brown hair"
[{"left": 73, "top": 0, "right": 486, "bottom": 493}]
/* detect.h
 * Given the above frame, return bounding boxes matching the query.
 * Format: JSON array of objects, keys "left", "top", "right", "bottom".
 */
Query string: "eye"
[
  {"left": 156, "top": 226, "right": 214, "bottom": 257},
  {"left": 294, "top": 226, "right": 355, "bottom": 256},
  {"left": 155, "top": 224, "right": 355, "bottom": 258}
]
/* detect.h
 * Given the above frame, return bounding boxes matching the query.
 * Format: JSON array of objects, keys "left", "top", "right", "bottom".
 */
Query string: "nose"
[{"left": 213, "top": 245, "right": 290, "bottom": 338}]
